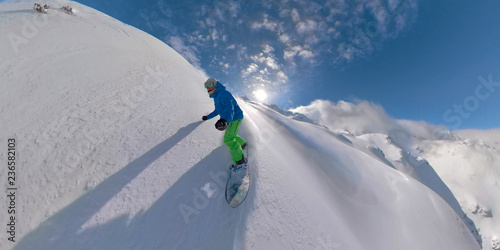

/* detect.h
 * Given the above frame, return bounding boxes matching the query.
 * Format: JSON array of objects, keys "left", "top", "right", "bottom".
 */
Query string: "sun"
[{"left": 253, "top": 89, "right": 268, "bottom": 102}]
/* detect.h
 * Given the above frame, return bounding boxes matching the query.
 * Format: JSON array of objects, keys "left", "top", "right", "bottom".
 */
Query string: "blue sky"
[{"left": 6, "top": 0, "right": 499, "bottom": 129}]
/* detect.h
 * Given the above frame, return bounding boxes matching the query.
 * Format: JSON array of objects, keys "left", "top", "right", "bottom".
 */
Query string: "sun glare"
[{"left": 253, "top": 89, "right": 268, "bottom": 102}]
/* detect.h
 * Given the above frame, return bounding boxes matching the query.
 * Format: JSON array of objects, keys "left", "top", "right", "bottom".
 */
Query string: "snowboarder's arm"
[{"left": 206, "top": 110, "right": 218, "bottom": 120}]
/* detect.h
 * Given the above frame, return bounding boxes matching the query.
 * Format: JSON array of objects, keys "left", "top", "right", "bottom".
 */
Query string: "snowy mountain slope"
[
  {"left": 419, "top": 133, "right": 500, "bottom": 250},
  {"left": 0, "top": 1, "right": 484, "bottom": 250},
  {"left": 241, "top": 102, "right": 480, "bottom": 249},
  {"left": 1, "top": 0, "right": 222, "bottom": 248},
  {"left": 290, "top": 100, "right": 500, "bottom": 249}
]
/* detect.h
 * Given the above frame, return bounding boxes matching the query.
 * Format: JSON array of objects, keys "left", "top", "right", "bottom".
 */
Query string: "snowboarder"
[{"left": 202, "top": 78, "right": 247, "bottom": 169}]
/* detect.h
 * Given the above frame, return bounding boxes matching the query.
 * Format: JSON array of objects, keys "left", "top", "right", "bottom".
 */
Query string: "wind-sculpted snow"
[{"left": 0, "top": 1, "right": 489, "bottom": 250}]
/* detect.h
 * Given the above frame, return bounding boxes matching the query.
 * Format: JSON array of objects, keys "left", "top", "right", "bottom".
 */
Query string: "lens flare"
[{"left": 253, "top": 89, "right": 268, "bottom": 102}]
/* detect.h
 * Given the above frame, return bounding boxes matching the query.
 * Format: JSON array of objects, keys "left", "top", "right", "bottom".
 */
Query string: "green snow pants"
[{"left": 224, "top": 119, "right": 246, "bottom": 163}]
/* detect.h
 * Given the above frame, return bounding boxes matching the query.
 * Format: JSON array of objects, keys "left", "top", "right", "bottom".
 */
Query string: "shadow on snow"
[{"left": 15, "top": 121, "right": 254, "bottom": 250}]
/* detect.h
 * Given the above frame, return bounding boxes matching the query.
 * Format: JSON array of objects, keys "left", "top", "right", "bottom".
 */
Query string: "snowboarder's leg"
[
  {"left": 235, "top": 135, "right": 246, "bottom": 148},
  {"left": 224, "top": 119, "right": 245, "bottom": 163}
]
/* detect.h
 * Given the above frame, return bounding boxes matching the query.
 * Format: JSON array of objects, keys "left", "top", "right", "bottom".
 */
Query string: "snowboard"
[{"left": 225, "top": 144, "right": 250, "bottom": 208}]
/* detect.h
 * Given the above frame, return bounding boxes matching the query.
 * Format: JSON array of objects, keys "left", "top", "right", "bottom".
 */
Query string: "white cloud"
[
  {"left": 291, "top": 8, "right": 300, "bottom": 23},
  {"left": 290, "top": 100, "right": 395, "bottom": 136},
  {"left": 205, "top": 17, "right": 216, "bottom": 27},
  {"left": 277, "top": 71, "right": 288, "bottom": 83},
  {"left": 241, "top": 63, "right": 259, "bottom": 76},
  {"left": 259, "top": 68, "right": 270, "bottom": 75},
  {"left": 296, "top": 19, "right": 318, "bottom": 34},
  {"left": 263, "top": 44, "right": 274, "bottom": 54},
  {"left": 158, "top": 0, "right": 419, "bottom": 87},
  {"left": 289, "top": 99, "right": 450, "bottom": 140},
  {"left": 336, "top": 43, "right": 365, "bottom": 61},
  {"left": 278, "top": 0, "right": 419, "bottom": 64},
  {"left": 394, "top": 14, "right": 407, "bottom": 33},
  {"left": 252, "top": 74, "right": 271, "bottom": 85},
  {"left": 251, "top": 54, "right": 280, "bottom": 70},
  {"left": 209, "top": 29, "right": 218, "bottom": 41},
  {"left": 299, "top": 49, "right": 314, "bottom": 59},
  {"left": 250, "top": 45, "right": 280, "bottom": 70},
  {"left": 199, "top": 4, "right": 208, "bottom": 17},
  {"left": 241, "top": 44, "right": 289, "bottom": 88},
  {"left": 279, "top": 8, "right": 290, "bottom": 18},
  {"left": 228, "top": 2, "right": 241, "bottom": 17},
  {"left": 279, "top": 33, "right": 291, "bottom": 43},
  {"left": 251, "top": 14, "right": 279, "bottom": 31},
  {"left": 214, "top": 1, "right": 241, "bottom": 20},
  {"left": 284, "top": 45, "right": 314, "bottom": 63}
]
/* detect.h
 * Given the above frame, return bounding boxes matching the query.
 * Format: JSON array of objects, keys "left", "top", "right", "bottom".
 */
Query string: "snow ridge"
[{"left": 287, "top": 99, "right": 499, "bottom": 249}]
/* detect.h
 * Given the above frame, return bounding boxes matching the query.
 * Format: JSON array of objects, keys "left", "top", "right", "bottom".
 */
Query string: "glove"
[
  {"left": 215, "top": 119, "right": 228, "bottom": 131},
  {"left": 202, "top": 116, "right": 208, "bottom": 121}
]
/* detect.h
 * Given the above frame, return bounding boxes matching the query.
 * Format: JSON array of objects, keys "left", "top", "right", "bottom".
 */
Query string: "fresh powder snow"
[{"left": 1, "top": 1, "right": 497, "bottom": 250}]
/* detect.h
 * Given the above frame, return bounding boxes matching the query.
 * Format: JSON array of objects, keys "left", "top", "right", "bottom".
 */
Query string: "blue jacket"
[{"left": 207, "top": 82, "right": 243, "bottom": 123}]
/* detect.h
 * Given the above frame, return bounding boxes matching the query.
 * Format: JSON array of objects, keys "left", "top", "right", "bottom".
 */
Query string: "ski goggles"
[{"left": 204, "top": 79, "right": 217, "bottom": 89}]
